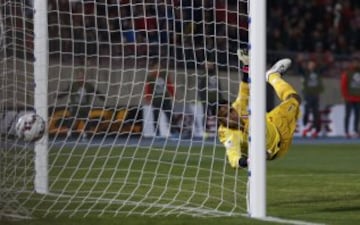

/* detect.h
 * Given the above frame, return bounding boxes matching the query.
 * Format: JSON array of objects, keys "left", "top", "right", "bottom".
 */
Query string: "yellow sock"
[{"left": 268, "top": 73, "right": 297, "bottom": 101}]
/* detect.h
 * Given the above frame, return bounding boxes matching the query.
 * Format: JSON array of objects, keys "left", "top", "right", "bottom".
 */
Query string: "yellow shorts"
[{"left": 267, "top": 97, "right": 300, "bottom": 158}]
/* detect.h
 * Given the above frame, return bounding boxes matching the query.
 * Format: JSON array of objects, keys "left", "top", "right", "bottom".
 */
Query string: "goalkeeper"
[{"left": 217, "top": 50, "right": 301, "bottom": 168}]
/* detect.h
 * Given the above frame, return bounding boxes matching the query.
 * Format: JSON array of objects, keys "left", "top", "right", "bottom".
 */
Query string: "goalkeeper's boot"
[
  {"left": 266, "top": 58, "right": 292, "bottom": 81},
  {"left": 237, "top": 49, "right": 249, "bottom": 73}
]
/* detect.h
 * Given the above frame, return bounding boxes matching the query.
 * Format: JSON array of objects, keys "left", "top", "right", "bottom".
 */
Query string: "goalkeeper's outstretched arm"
[{"left": 217, "top": 49, "right": 251, "bottom": 169}]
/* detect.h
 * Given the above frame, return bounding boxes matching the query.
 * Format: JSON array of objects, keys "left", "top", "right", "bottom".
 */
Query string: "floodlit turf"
[
  {"left": 1, "top": 143, "right": 360, "bottom": 225},
  {"left": 267, "top": 143, "right": 360, "bottom": 225}
]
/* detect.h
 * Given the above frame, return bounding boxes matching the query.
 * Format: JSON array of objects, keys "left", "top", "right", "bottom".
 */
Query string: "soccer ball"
[{"left": 15, "top": 112, "right": 46, "bottom": 142}]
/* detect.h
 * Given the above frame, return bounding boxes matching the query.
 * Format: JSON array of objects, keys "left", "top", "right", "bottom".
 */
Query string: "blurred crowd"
[
  {"left": 268, "top": 0, "right": 360, "bottom": 55},
  {"left": 47, "top": 0, "right": 247, "bottom": 67},
  {"left": 3, "top": 0, "right": 360, "bottom": 74},
  {"left": 268, "top": 0, "right": 360, "bottom": 77},
  {"left": 45, "top": 0, "right": 358, "bottom": 74}
]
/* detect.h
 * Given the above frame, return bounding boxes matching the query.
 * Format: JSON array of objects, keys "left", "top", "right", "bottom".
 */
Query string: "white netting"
[{"left": 0, "top": 0, "right": 249, "bottom": 219}]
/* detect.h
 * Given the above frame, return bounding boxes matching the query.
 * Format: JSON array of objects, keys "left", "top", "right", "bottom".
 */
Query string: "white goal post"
[
  {"left": 33, "top": 0, "right": 49, "bottom": 195},
  {"left": 0, "top": 0, "right": 268, "bottom": 219},
  {"left": 248, "top": 0, "right": 267, "bottom": 219}
]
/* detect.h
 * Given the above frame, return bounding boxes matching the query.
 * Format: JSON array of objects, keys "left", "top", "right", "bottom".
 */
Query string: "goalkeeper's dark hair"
[
  {"left": 217, "top": 99, "right": 230, "bottom": 127},
  {"left": 217, "top": 99, "right": 229, "bottom": 115}
]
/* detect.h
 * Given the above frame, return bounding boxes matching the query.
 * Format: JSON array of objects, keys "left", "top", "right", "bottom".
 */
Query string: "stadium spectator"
[
  {"left": 340, "top": 53, "right": 360, "bottom": 138},
  {"left": 170, "top": 103, "right": 194, "bottom": 139},
  {"left": 300, "top": 60, "right": 324, "bottom": 138},
  {"left": 58, "top": 68, "right": 105, "bottom": 139},
  {"left": 217, "top": 50, "right": 301, "bottom": 168},
  {"left": 144, "top": 60, "right": 175, "bottom": 137},
  {"left": 198, "top": 60, "right": 224, "bottom": 133}
]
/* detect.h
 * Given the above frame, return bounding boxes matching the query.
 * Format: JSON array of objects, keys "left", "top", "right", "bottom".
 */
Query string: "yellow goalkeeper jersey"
[{"left": 218, "top": 82, "right": 281, "bottom": 168}]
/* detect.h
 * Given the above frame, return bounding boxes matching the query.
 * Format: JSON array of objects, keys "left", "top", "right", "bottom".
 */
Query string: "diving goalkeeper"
[{"left": 217, "top": 50, "right": 301, "bottom": 168}]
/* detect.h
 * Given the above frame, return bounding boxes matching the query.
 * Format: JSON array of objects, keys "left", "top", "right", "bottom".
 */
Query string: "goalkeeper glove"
[
  {"left": 237, "top": 49, "right": 249, "bottom": 74},
  {"left": 237, "top": 49, "right": 249, "bottom": 66},
  {"left": 237, "top": 48, "right": 250, "bottom": 82}
]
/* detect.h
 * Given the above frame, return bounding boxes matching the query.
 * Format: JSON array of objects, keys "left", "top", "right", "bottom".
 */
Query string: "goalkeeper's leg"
[
  {"left": 266, "top": 59, "right": 302, "bottom": 158},
  {"left": 236, "top": 50, "right": 301, "bottom": 104},
  {"left": 266, "top": 59, "right": 301, "bottom": 104}
]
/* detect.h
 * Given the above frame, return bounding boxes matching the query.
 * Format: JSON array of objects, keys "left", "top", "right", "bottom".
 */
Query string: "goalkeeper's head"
[{"left": 217, "top": 102, "right": 242, "bottom": 130}]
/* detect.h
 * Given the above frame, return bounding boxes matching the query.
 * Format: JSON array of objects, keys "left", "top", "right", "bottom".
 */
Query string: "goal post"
[
  {"left": 248, "top": 0, "right": 267, "bottom": 218},
  {"left": 33, "top": 0, "right": 49, "bottom": 195},
  {"left": 0, "top": 0, "right": 262, "bottom": 219}
]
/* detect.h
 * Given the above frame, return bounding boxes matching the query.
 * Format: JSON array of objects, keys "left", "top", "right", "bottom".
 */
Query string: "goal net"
[{"left": 0, "top": 0, "right": 249, "bottom": 219}]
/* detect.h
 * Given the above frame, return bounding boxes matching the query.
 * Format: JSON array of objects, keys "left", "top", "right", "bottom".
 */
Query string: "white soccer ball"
[{"left": 15, "top": 112, "right": 46, "bottom": 142}]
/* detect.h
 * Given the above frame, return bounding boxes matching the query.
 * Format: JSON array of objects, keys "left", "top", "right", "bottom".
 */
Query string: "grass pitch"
[{"left": 1, "top": 142, "right": 360, "bottom": 225}]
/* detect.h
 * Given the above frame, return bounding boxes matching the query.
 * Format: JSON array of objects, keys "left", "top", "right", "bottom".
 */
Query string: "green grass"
[{"left": 1, "top": 143, "right": 360, "bottom": 225}]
